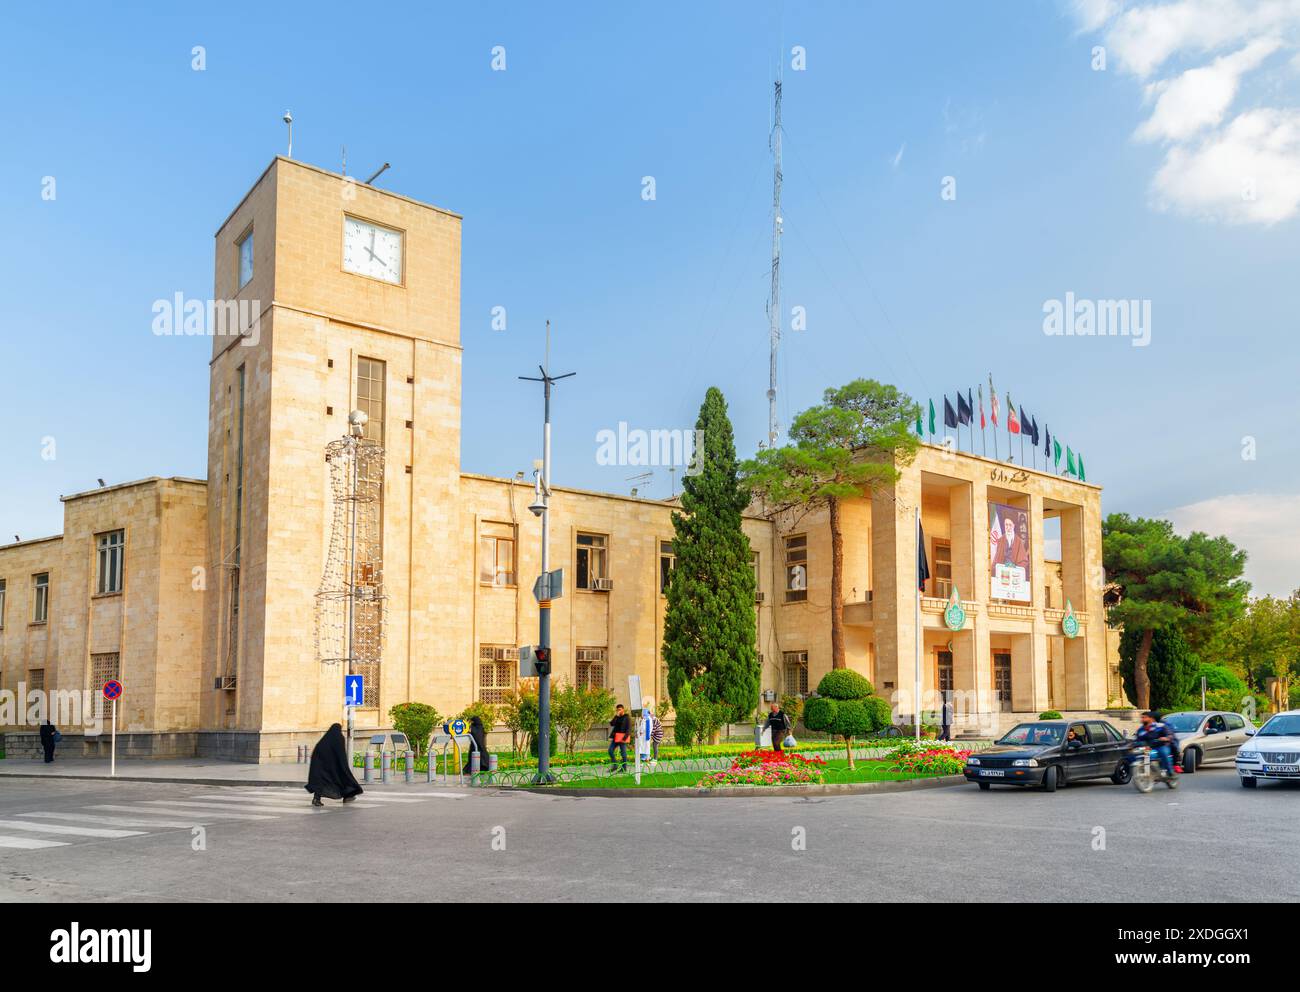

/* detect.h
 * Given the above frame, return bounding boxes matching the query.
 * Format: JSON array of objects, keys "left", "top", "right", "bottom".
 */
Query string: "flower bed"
[
  {"left": 889, "top": 747, "right": 971, "bottom": 776},
  {"left": 698, "top": 749, "right": 827, "bottom": 789}
]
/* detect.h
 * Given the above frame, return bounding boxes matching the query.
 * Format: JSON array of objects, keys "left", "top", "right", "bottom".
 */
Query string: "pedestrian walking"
[
  {"left": 765, "top": 703, "right": 792, "bottom": 753},
  {"left": 649, "top": 707, "right": 664, "bottom": 762},
  {"left": 305, "top": 723, "right": 364, "bottom": 806},
  {"left": 608, "top": 704, "right": 631, "bottom": 772},
  {"left": 462, "top": 715, "right": 489, "bottom": 775},
  {"left": 40, "top": 719, "right": 59, "bottom": 763}
]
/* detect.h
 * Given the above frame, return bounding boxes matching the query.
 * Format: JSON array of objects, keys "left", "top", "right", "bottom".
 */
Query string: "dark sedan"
[{"left": 964, "top": 719, "right": 1132, "bottom": 792}]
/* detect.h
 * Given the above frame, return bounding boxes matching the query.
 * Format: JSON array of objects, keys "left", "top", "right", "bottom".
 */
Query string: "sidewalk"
[{"left": 0, "top": 757, "right": 311, "bottom": 788}]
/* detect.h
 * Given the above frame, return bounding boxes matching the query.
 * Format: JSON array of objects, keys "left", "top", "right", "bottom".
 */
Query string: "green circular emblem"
[
  {"left": 1062, "top": 600, "right": 1080, "bottom": 639},
  {"left": 943, "top": 590, "right": 966, "bottom": 631}
]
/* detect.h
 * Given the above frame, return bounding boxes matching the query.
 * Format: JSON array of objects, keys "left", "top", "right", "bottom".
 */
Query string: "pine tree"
[{"left": 663, "top": 387, "right": 759, "bottom": 725}]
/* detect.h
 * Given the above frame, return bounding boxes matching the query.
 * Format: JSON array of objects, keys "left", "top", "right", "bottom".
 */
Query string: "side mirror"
[{"left": 1244, "top": 729, "right": 1256, "bottom": 737}]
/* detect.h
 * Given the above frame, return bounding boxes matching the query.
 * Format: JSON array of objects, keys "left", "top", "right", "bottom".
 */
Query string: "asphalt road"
[{"left": 0, "top": 768, "right": 1294, "bottom": 902}]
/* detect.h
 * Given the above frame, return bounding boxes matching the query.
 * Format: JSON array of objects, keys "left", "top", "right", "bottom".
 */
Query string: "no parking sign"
[
  {"left": 102, "top": 680, "right": 123, "bottom": 777},
  {"left": 103, "top": 679, "right": 123, "bottom": 700}
]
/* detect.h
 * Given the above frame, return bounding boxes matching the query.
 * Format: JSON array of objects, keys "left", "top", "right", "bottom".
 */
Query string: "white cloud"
[
  {"left": 1073, "top": 0, "right": 1300, "bottom": 224},
  {"left": 1164, "top": 492, "right": 1300, "bottom": 598},
  {"left": 1136, "top": 37, "right": 1282, "bottom": 142}
]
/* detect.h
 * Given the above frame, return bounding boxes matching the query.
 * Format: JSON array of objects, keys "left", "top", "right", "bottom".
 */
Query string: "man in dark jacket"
[
  {"left": 39, "top": 720, "right": 58, "bottom": 763},
  {"left": 765, "top": 703, "right": 791, "bottom": 753},
  {"left": 608, "top": 705, "right": 631, "bottom": 772}
]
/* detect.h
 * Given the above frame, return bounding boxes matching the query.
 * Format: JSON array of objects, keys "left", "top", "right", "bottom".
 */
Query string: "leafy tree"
[
  {"left": 1103, "top": 513, "right": 1248, "bottom": 708},
  {"left": 388, "top": 702, "right": 441, "bottom": 756},
  {"left": 499, "top": 686, "right": 530, "bottom": 755},
  {"left": 552, "top": 681, "right": 617, "bottom": 755},
  {"left": 1207, "top": 593, "right": 1300, "bottom": 699},
  {"left": 663, "top": 387, "right": 759, "bottom": 726},
  {"left": 456, "top": 700, "right": 498, "bottom": 733},
  {"left": 1118, "top": 627, "right": 1199, "bottom": 712},
  {"left": 800, "top": 669, "right": 888, "bottom": 768},
  {"left": 743, "top": 380, "right": 919, "bottom": 668}
]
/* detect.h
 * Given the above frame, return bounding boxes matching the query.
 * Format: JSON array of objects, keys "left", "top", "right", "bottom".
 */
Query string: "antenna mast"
[{"left": 767, "top": 78, "right": 784, "bottom": 447}]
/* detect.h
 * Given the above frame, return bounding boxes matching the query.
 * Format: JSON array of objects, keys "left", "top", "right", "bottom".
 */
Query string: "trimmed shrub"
[
  {"left": 389, "top": 702, "right": 442, "bottom": 756},
  {"left": 816, "top": 669, "right": 875, "bottom": 701},
  {"left": 1039, "top": 710, "right": 1063, "bottom": 720},
  {"left": 802, "top": 696, "right": 838, "bottom": 735}
]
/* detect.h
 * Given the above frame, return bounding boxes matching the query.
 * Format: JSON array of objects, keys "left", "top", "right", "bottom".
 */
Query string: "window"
[
  {"left": 355, "top": 357, "right": 385, "bottom": 443},
  {"left": 237, "top": 228, "right": 254, "bottom": 289},
  {"left": 353, "top": 660, "right": 380, "bottom": 707},
  {"left": 659, "top": 540, "right": 674, "bottom": 594},
  {"left": 783, "top": 651, "right": 809, "bottom": 696},
  {"left": 1205, "top": 715, "right": 1228, "bottom": 735},
  {"left": 1087, "top": 721, "right": 1121, "bottom": 743},
  {"left": 1225, "top": 713, "right": 1246, "bottom": 731},
  {"left": 751, "top": 551, "right": 760, "bottom": 595},
  {"left": 96, "top": 530, "right": 125, "bottom": 595},
  {"left": 90, "top": 652, "right": 119, "bottom": 691},
  {"left": 0, "top": 578, "right": 6, "bottom": 629},
  {"left": 27, "top": 669, "right": 44, "bottom": 692},
  {"left": 937, "top": 650, "right": 954, "bottom": 693},
  {"left": 576, "top": 647, "right": 607, "bottom": 689},
  {"left": 932, "top": 540, "right": 951, "bottom": 599},
  {"left": 784, "top": 535, "right": 807, "bottom": 602},
  {"left": 479, "top": 525, "right": 516, "bottom": 586},
  {"left": 32, "top": 573, "right": 49, "bottom": 624},
  {"left": 478, "top": 645, "right": 516, "bottom": 704},
  {"left": 575, "top": 533, "right": 607, "bottom": 590}
]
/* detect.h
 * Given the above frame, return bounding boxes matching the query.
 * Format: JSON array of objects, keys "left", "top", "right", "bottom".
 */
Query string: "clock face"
[
  {"left": 238, "top": 232, "right": 254, "bottom": 288},
  {"left": 343, "top": 217, "right": 403, "bottom": 284}
]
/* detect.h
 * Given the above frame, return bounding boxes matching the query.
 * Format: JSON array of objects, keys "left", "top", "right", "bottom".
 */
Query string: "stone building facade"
[{"left": 0, "top": 158, "right": 1126, "bottom": 761}]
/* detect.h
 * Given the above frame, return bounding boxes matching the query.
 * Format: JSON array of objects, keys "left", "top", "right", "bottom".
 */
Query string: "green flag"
[
  {"left": 916, "top": 409, "right": 923, "bottom": 437},
  {"left": 1053, "top": 438, "right": 1062, "bottom": 469},
  {"left": 928, "top": 398, "right": 936, "bottom": 436},
  {"left": 1066, "top": 446, "right": 1077, "bottom": 476},
  {"left": 1078, "top": 455, "right": 1086, "bottom": 482}
]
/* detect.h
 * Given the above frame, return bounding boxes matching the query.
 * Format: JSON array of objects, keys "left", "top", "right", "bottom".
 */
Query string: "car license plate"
[
  {"left": 979, "top": 769, "right": 1005, "bottom": 777},
  {"left": 1263, "top": 764, "right": 1297, "bottom": 773}
]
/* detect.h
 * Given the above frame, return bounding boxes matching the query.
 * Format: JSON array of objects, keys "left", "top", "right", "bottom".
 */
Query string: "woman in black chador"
[
  {"left": 462, "top": 715, "right": 489, "bottom": 775},
  {"left": 304, "top": 724, "right": 364, "bottom": 806}
]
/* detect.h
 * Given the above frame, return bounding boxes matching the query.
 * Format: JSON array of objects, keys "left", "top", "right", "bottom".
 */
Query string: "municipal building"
[{"left": 0, "top": 159, "right": 1127, "bottom": 761}]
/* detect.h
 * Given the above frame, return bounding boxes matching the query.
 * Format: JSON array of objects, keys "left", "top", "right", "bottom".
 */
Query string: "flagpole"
[{"left": 915, "top": 505, "right": 922, "bottom": 743}]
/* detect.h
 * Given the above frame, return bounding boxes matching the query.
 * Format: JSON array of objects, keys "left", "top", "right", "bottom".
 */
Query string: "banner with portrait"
[{"left": 988, "top": 501, "right": 1031, "bottom": 602}]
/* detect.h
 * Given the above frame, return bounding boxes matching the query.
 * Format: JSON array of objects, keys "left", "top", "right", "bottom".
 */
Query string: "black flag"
[
  {"left": 917, "top": 524, "right": 930, "bottom": 592},
  {"left": 943, "top": 396, "right": 959, "bottom": 429},
  {"left": 956, "top": 390, "right": 972, "bottom": 426},
  {"left": 1030, "top": 416, "right": 1040, "bottom": 446}
]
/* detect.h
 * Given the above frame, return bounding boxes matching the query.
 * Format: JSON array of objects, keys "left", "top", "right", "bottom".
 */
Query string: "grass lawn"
[{"left": 545, "top": 758, "right": 953, "bottom": 790}]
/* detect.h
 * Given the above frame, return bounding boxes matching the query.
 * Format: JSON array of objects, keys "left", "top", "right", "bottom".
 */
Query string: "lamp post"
[
  {"left": 520, "top": 323, "right": 573, "bottom": 784},
  {"left": 345, "top": 409, "right": 367, "bottom": 765}
]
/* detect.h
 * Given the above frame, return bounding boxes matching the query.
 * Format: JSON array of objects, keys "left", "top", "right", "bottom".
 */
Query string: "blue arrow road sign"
[{"left": 345, "top": 675, "right": 364, "bottom": 707}]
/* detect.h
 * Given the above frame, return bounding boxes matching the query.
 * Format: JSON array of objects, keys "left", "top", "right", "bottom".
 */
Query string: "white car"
[{"left": 1234, "top": 710, "right": 1300, "bottom": 788}]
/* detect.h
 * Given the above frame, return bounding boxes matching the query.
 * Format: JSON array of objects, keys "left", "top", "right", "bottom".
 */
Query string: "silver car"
[{"left": 1164, "top": 710, "right": 1256, "bottom": 772}]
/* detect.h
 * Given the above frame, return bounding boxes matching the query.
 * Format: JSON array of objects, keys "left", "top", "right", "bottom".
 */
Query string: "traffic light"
[{"left": 534, "top": 647, "right": 551, "bottom": 675}]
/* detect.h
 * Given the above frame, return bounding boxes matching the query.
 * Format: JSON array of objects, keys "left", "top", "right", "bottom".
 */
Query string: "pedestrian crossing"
[{"left": 0, "top": 784, "right": 462, "bottom": 857}]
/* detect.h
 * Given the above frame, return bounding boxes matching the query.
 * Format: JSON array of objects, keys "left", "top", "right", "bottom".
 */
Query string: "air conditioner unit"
[
  {"left": 214, "top": 676, "right": 238, "bottom": 691},
  {"left": 754, "top": 591, "right": 765, "bottom": 604},
  {"left": 592, "top": 577, "right": 614, "bottom": 592}
]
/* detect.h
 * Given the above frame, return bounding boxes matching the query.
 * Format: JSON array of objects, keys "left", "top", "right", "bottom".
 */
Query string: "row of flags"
[{"left": 914, "top": 375, "right": 1086, "bottom": 480}]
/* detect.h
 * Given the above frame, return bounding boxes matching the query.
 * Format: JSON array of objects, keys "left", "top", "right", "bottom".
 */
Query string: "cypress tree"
[{"left": 663, "top": 387, "right": 758, "bottom": 724}]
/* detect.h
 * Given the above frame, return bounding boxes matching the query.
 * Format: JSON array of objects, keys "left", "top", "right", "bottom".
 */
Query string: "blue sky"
[{"left": 2, "top": 1, "right": 1298, "bottom": 594}]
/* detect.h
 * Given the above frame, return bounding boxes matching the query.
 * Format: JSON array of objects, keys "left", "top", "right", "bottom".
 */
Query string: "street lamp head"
[
  {"left": 347, "top": 409, "right": 368, "bottom": 437},
  {"left": 528, "top": 495, "right": 547, "bottom": 517}
]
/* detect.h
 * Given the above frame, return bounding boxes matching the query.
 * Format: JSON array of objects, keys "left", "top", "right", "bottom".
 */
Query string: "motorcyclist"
[{"left": 1130, "top": 711, "right": 1177, "bottom": 778}]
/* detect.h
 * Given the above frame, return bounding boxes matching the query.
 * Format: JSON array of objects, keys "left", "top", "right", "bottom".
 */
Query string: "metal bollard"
[
  {"left": 404, "top": 750, "right": 414, "bottom": 783},
  {"left": 426, "top": 752, "right": 435, "bottom": 783},
  {"left": 469, "top": 751, "right": 481, "bottom": 776},
  {"left": 363, "top": 751, "right": 373, "bottom": 783},
  {"left": 381, "top": 750, "right": 391, "bottom": 783},
  {"left": 488, "top": 753, "right": 498, "bottom": 772}
]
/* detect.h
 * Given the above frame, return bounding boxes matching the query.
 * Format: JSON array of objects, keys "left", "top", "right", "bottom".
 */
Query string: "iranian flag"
[
  {"left": 1006, "top": 395, "right": 1021, "bottom": 435},
  {"left": 988, "top": 375, "right": 999, "bottom": 426}
]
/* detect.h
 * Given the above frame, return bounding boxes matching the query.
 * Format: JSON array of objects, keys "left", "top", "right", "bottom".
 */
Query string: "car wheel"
[
  {"left": 978, "top": 782, "right": 991, "bottom": 791},
  {"left": 1182, "top": 748, "right": 1198, "bottom": 774},
  {"left": 1111, "top": 761, "right": 1131, "bottom": 785},
  {"left": 1241, "top": 776, "right": 1257, "bottom": 789},
  {"left": 1041, "top": 765, "right": 1058, "bottom": 793}
]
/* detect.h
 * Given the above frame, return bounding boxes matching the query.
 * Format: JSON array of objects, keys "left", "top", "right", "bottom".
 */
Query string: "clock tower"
[{"left": 201, "top": 157, "right": 464, "bottom": 760}]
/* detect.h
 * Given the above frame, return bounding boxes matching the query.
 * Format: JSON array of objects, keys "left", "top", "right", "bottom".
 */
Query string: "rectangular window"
[
  {"left": 784, "top": 534, "right": 808, "bottom": 602},
  {"left": 932, "top": 540, "right": 951, "bottom": 599},
  {"left": 96, "top": 530, "right": 125, "bottom": 595},
  {"left": 783, "top": 651, "right": 809, "bottom": 696},
  {"left": 659, "top": 540, "right": 674, "bottom": 594},
  {"left": 0, "top": 578, "right": 6, "bottom": 629},
  {"left": 27, "top": 669, "right": 44, "bottom": 692},
  {"left": 937, "top": 650, "right": 954, "bottom": 693},
  {"left": 32, "top": 573, "right": 49, "bottom": 624},
  {"left": 479, "top": 525, "right": 516, "bottom": 587},
  {"left": 90, "top": 652, "right": 120, "bottom": 691},
  {"left": 478, "top": 644, "right": 516, "bottom": 704},
  {"left": 353, "top": 660, "right": 380, "bottom": 707},
  {"left": 576, "top": 647, "right": 607, "bottom": 690},
  {"left": 356, "top": 357, "right": 386, "bottom": 443},
  {"left": 237, "top": 228, "right": 254, "bottom": 289},
  {"left": 575, "top": 533, "right": 607, "bottom": 590}
]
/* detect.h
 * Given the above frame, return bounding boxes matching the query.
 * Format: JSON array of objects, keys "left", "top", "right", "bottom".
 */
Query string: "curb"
[
  {"left": 507, "top": 774, "right": 968, "bottom": 799},
  {"left": 0, "top": 772, "right": 307, "bottom": 788}
]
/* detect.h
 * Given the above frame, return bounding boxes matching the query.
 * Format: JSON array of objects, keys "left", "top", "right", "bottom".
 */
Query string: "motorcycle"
[{"left": 1129, "top": 744, "right": 1179, "bottom": 793}]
